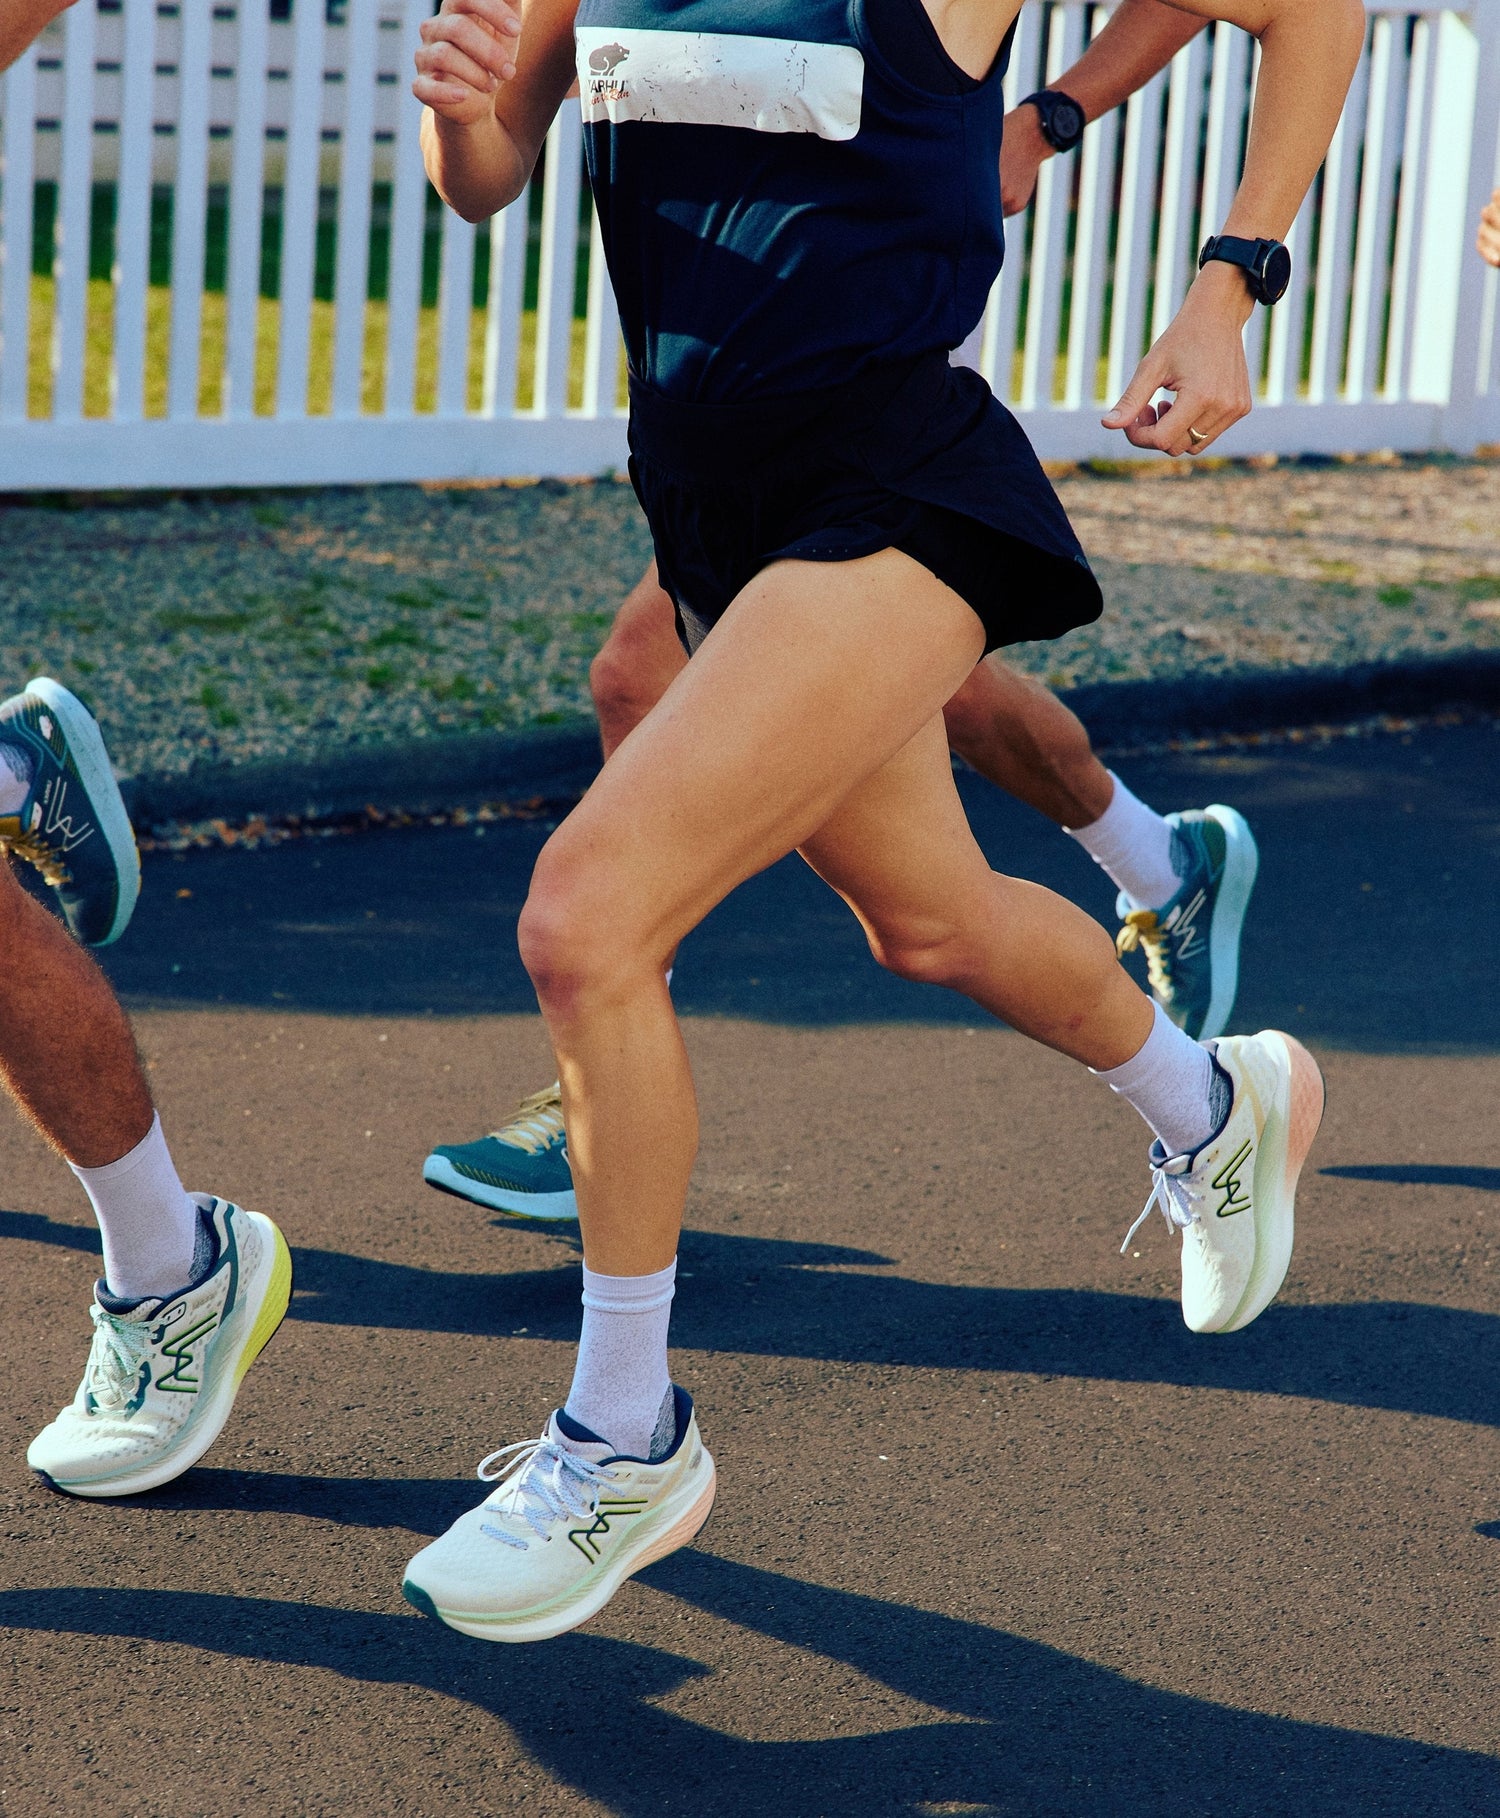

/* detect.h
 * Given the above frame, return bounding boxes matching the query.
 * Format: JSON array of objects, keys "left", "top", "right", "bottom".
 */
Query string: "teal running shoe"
[
  {"left": 423, "top": 1083, "right": 578, "bottom": 1221},
  {"left": 0, "top": 677, "right": 140, "bottom": 946},
  {"left": 1115, "top": 804, "right": 1258, "bottom": 1042}
]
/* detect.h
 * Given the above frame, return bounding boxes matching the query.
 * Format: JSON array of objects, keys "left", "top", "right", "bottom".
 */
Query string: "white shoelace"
[
  {"left": 476, "top": 1433, "right": 619, "bottom": 1551},
  {"left": 83, "top": 1303, "right": 151, "bottom": 1412},
  {"left": 1120, "top": 1150, "right": 1200, "bottom": 1254}
]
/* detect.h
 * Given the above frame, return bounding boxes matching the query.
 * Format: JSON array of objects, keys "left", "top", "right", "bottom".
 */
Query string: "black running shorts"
[{"left": 626, "top": 353, "right": 1102, "bottom": 656}]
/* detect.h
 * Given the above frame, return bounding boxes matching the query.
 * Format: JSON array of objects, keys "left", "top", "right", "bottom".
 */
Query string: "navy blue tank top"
[{"left": 574, "top": 0, "right": 1011, "bottom": 400}]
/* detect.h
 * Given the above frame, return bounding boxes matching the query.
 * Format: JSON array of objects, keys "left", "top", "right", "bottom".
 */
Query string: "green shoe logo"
[
  {"left": 154, "top": 1311, "right": 221, "bottom": 1393},
  {"left": 569, "top": 1497, "right": 649, "bottom": 1561},
  {"left": 1212, "top": 1139, "right": 1253, "bottom": 1218}
]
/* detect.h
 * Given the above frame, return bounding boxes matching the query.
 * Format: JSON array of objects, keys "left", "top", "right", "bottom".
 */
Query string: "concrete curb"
[
  {"left": 120, "top": 651, "right": 1500, "bottom": 829},
  {"left": 122, "top": 719, "right": 603, "bottom": 826},
  {"left": 1054, "top": 649, "right": 1500, "bottom": 748}
]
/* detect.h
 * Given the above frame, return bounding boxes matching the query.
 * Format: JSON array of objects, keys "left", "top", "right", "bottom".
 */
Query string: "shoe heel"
[
  {"left": 635, "top": 1471, "right": 717, "bottom": 1573},
  {"left": 235, "top": 1222, "right": 293, "bottom": 1388},
  {"left": 1218, "top": 1031, "right": 1323, "bottom": 1336},
  {"left": 1276, "top": 1033, "right": 1326, "bottom": 1191}
]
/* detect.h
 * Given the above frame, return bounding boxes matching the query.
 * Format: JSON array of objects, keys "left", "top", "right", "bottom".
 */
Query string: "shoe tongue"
[{"left": 549, "top": 1407, "right": 616, "bottom": 1463}]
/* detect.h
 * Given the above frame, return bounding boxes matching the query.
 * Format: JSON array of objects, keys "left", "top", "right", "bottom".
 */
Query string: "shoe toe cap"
[
  {"left": 405, "top": 1507, "right": 583, "bottom": 1620},
  {"left": 1179, "top": 1230, "right": 1253, "bottom": 1334},
  {"left": 27, "top": 1413, "right": 158, "bottom": 1485}
]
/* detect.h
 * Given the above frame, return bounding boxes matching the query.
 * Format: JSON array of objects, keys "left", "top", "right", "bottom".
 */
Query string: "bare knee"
[
  {"left": 517, "top": 834, "right": 658, "bottom": 1021},
  {"left": 588, "top": 627, "right": 657, "bottom": 730},
  {"left": 589, "top": 568, "right": 686, "bottom": 753},
  {"left": 862, "top": 910, "right": 974, "bottom": 990},
  {"left": 517, "top": 846, "right": 606, "bottom": 1018}
]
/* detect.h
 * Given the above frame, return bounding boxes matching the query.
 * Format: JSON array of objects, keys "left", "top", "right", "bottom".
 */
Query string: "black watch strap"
[
  {"left": 1020, "top": 89, "right": 1086, "bottom": 155},
  {"left": 1198, "top": 234, "right": 1292, "bottom": 306}
]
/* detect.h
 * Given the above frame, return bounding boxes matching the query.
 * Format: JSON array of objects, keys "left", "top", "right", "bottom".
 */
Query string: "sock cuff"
[
  {"left": 1062, "top": 771, "right": 1123, "bottom": 838},
  {"left": 1089, "top": 1000, "right": 1177, "bottom": 1086},
  {"left": 580, "top": 1257, "right": 677, "bottom": 1314},
  {"left": 68, "top": 1112, "right": 166, "bottom": 1187}
]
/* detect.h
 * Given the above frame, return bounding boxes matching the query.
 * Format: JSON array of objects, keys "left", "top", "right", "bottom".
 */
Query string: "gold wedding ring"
[{"left": 1187, "top": 426, "right": 1208, "bottom": 445}]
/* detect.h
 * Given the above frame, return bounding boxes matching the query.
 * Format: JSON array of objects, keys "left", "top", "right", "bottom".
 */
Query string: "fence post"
[
  {"left": 0, "top": 46, "right": 38, "bottom": 426},
  {"left": 1439, "top": 0, "right": 1500, "bottom": 448},
  {"left": 1409, "top": 7, "right": 1478, "bottom": 410}
]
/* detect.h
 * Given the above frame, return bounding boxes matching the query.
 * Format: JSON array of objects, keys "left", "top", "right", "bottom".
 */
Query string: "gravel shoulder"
[{"left": 1, "top": 454, "right": 1497, "bottom": 782}]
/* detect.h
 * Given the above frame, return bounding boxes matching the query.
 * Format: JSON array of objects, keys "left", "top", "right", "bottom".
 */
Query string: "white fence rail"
[{"left": 0, "top": 0, "right": 1496, "bottom": 491}]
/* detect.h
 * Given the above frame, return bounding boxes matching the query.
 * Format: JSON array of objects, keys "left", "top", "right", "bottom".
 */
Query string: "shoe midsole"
[
  {"left": 1223, "top": 1033, "right": 1323, "bottom": 1333},
  {"left": 1200, "top": 805, "right": 1258, "bottom": 1043},
  {"left": 422, "top": 1154, "right": 578, "bottom": 1221}
]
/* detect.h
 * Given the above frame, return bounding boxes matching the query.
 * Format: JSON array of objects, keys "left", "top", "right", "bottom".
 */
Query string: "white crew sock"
[
  {"left": 0, "top": 741, "right": 34, "bottom": 816},
  {"left": 563, "top": 1258, "right": 676, "bottom": 1459},
  {"left": 1066, "top": 772, "right": 1180, "bottom": 909},
  {"left": 69, "top": 1112, "right": 201, "bottom": 1302},
  {"left": 1092, "top": 1002, "right": 1228, "bottom": 1157}
]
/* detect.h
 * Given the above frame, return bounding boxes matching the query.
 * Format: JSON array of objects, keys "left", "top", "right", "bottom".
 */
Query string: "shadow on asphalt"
[
  {"left": 99, "top": 722, "right": 1500, "bottom": 1052},
  {"left": 1322, "top": 1163, "right": 1500, "bottom": 1192},
  {"left": 0, "top": 1575, "right": 1495, "bottom": 1816},
  {"left": 7, "top": 1209, "right": 1495, "bottom": 1430},
  {"left": 122, "top": 1466, "right": 478, "bottom": 1534}
]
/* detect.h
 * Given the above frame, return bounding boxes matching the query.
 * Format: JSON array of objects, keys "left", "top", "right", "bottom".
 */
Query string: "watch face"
[
  {"left": 1260, "top": 241, "right": 1292, "bottom": 305},
  {"left": 1050, "top": 98, "right": 1085, "bottom": 148}
]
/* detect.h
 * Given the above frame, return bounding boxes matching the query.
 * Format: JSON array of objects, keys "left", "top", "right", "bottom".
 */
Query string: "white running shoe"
[
  {"left": 28, "top": 1194, "right": 292, "bottom": 1497},
  {"left": 403, "top": 1387, "right": 716, "bottom": 1643},
  {"left": 1123, "top": 1030, "right": 1325, "bottom": 1334}
]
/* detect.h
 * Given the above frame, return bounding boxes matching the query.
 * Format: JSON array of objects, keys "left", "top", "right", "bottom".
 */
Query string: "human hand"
[
  {"left": 413, "top": 0, "right": 522, "bottom": 127},
  {"left": 1000, "top": 103, "right": 1052, "bottom": 217},
  {"left": 1101, "top": 262, "right": 1254, "bottom": 456},
  {"left": 1479, "top": 188, "right": 1500, "bottom": 269}
]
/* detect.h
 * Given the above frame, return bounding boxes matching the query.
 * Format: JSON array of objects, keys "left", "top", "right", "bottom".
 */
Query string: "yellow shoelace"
[
  {"left": 0, "top": 827, "right": 71, "bottom": 891},
  {"left": 490, "top": 1083, "right": 566, "bottom": 1154},
  {"left": 1115, "top": 908, "right": 1175, "bottom": 1000}
]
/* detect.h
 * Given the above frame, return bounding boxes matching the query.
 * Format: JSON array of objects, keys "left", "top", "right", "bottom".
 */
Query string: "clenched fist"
[{"left": 413, "top": 0, "right": 523, "bottom": 126}]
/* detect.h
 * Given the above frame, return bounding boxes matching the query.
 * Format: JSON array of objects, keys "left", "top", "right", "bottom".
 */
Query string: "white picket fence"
[{"left": 0, "top": 0, "right": 1496, "bottom": 491}]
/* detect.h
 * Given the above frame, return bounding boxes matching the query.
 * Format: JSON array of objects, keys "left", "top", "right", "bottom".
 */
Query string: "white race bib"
[{"left": 575, "top": 27, "right": 864, "bottom": 141}]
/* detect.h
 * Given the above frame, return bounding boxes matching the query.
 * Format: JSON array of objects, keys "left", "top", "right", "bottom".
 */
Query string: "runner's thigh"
[
  {"left": 531, "top": 548, "right": 987, "bottom": 958},
  {"left": 798, "top": 712, "right": 996, "bottom": 950}
]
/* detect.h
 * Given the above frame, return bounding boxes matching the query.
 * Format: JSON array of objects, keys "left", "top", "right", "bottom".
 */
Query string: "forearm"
[
  {"left": 1165, "top": 0, "right": 1364, "bottom": 247},
  {"left": 421, "top": 108, "right": 528, "bottom": 222},
  {"left": 1164, "top": 0, "right": 1363, "bottom": 327},
  {"left": 1223, "top": 2, "right": 1365, "bottom": 241},
  {"left": 1002, "top": 0, "right": 1203, "bottom": 212},
  {"left": 415, "top": 0, "right": 578, "bottom": 221},
  {"left": 1, "top": 0, "right": 74, "bottom": 75},
  {"left": 1060, "top": 0, "right": 1205, "bottom": 122},
  {"left": 1102, "top": 0, "right": 1363, "bottom": 450}
]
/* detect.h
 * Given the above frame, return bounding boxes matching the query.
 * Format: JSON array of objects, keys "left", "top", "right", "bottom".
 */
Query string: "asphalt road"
[{"left": 2, "top": 719, "right": 1499, "bottom": 1817}]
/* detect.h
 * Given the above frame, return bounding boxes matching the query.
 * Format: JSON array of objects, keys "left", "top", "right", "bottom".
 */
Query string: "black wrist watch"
[
  {"left": 1198, "top": 234, "right": 1292, "bottom": 306},
  {"left": 1020, "top": 89, "right": 1086, "bottom": 155}
]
